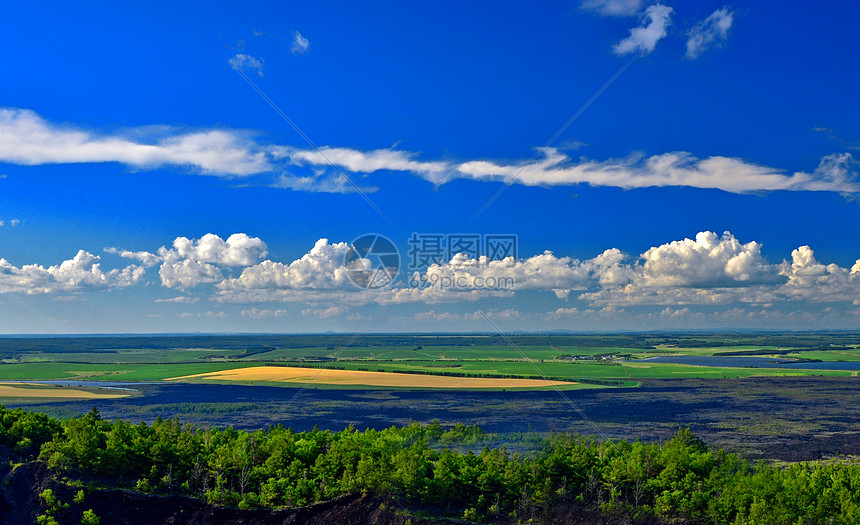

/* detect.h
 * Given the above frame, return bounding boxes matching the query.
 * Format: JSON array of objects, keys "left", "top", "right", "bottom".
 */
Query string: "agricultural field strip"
[
  {"left": 165, "top": 366, "right": 588, "bottom": 390},
  {"left": 1, "top": 338, "right": 859, "bottom": 387},
  {"left": 0, "top": 359, "right": 851, "bottom": 386},
  {"left": 0, "top": 383, "right": 130, "bottom": 399}
]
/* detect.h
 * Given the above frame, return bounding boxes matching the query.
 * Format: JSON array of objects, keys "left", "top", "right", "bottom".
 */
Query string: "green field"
[{"left": 0, "top": 333, "right": 858, "bottom": 388}]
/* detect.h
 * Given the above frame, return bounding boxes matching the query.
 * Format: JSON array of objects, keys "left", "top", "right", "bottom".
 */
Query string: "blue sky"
[{"left": 1, "top": 0, "right": 859, "bottom": 333}]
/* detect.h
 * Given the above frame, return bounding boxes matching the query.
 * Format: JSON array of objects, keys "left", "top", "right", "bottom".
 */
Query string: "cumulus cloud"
[
  {"left": 291, "top": 31, "right": 310, "bottom": 54},
  {"left": 107, "top": 233, "right": 268, "bottom": 290},
  {"left": 0, "top": 108, "right": 273, "bottom": 177},
  {"left": 162, "top": 233, "right": 268, "bottom": 266},
  {"left": 158, "top": 259, "right": 224, "bottom": 289},
  {"left": 104, "top": 247, "right": 161, "bottom": 267},
  {"left": 613, "top": 4, "right": 673, "bottom": 56},
  {"left": 218, "top": 238, "right": 352, "bottom": 295},
  {"left": 779, "top": 246, "right": 860, "bottom": 304},
  {"left": 385, "top": 233, "right": 787, "bottom": 306},
  {"left": 204, "top": 231, "right": 860, "bottom": 311},
  {"left": 414, "top": 250, "right": 594, "bottom": 299},
  {"left": 0, "top": 251, "right": 144, "bottom": 294},
  {"left": 548, "top": 307, "right": 580, "bottom": 319},
  {"left": 686, "top": 7, "right": 734, "bottom": 59},
  {"left": 631, "top": 231, "right": 782, "bottom": 287},
  {"left": 74, "top": 231, "right": 860, "bottom": 319},
  {"left": 576, "top": 232, "right": 860, "bottom": 308},
  {"left": 578, "top": 232, "right": 789, "bottom": 306},
  {"left": 581, "top": 0, "right": 643, "bottom": 17},
  {"left": 155, "top": 233, "right": 268, "bottom": 289},
  {"left": 229, "top": 53, "right": 265, "bottom": 77}
]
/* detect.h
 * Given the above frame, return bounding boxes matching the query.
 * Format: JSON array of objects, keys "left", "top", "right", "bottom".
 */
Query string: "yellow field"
[
  {"left": 0, "top": 383, "right": 130, "bottom": 400},
  {"left": 168, "top": 366, "right": 576, "bottom": 389}
]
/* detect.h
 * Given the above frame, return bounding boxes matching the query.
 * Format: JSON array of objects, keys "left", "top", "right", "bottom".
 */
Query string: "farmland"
[
  {"left": 0, "top": 383, "right": 131, "bottom": 401},
  {"left": 1, "top": 333, "right": 859, "bottom": 388},
  {"left": 168, "top": 365, "right": 587, "bottom": 389}
]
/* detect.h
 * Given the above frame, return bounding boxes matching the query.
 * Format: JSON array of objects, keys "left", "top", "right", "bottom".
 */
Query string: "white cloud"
[
  {"left": 577, "top": 232, "right": 860, "bottom": 307},
  {"left": 273, "top": 146, "right": 451, "bottom": 184},
  {"left": 162, "top": 233, "right": 268, "bottom": 267},
  {"left": 0, "top": 108, "right": 273, "bottom": 177},
  {"left": 205, "top": 231, "right": 860, "bottom": 311},
  {"left": 155, "top": 233, "right": 268, "bottom": 289},
  {"left": 276, "top": 145, "right": 860, "bottom": 195},
  {"left": 242, "top": 307, "right": 287, "bottom": 318},
  {"left": 413, "top": 308, "right": 523, "bottom": 322},
  {"left": 686, "top": 7, "right": 734, "bottom": 59},
  {"left": 229, "top": 53, "right": 265, "bottom": 77},
  {"left": 155, "top": 296, "right": 199, "bottom": 303},
  {"left": 4, "top": 108, "right": 859, "bottom": 197},
  {"left": 104, "top": 247, "right": 161, "bottom": 267},
  {"left": 291, "top": 31, "right": 310, "bottom": 54},
  {"left": 302, "top": 306, "right": 347, "bottom": 318},
  {"left": 454, "top": 149, "right": 860, "bottom": 194},
  {"left": 778, "top": 246, "right": 860, "bottom": 303},
  {"left": 218, "top": 238, "right": 352, "bottom": 294},
  {"left": 578, "top": 232, "right": 786, "bottom": 306},
  {"left": 548, "top": 307, "right": 580, "bottom": 319},
  {"left": 382, "top": 286, "right": 512, "bottom": 305},
  {"left": 159, "top": 259, "right": 224, "bottom": 289},
  {"left": 613, "top": 4, "right": 673, "bottom": 56},
  {"left": 79, "top": 231, "right": 860, "bottom": 320},
  {"left": 109, "top": 233, "right": 268, "bottom": 290},
  {"left": 416, "top": 250, "right": 594, "bottom": 296},
  {"left": 271, "top": 171, "right": 378, "bottom": 194},
  {"left": 797, "top": 153, "right": 860, "bottom": 195},
  {"left": 631, "top": 231, "right": 782, "bottom": 288},
  {"left": 0, "top": 219, "right": 20, "bottom": 227},
  {"left": 0, "top": 250, "right": 144, "bottom": 294},
  {"left": 581, "top": 0, "right": 643, "bottom": 17}
]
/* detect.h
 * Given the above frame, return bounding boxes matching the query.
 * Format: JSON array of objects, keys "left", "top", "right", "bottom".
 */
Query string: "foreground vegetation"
[{"left": 2, "top": 406, "right": 860, "bottom": 524}]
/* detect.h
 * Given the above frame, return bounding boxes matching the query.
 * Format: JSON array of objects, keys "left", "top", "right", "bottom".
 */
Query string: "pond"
[{"left": 633, "top": 355, "right": 860, "bottom": 370}]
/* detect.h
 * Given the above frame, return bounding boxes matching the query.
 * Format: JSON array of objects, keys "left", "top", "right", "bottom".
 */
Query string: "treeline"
[{"left": 1, "top": 406, "right": 859, "bottom": 524}]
